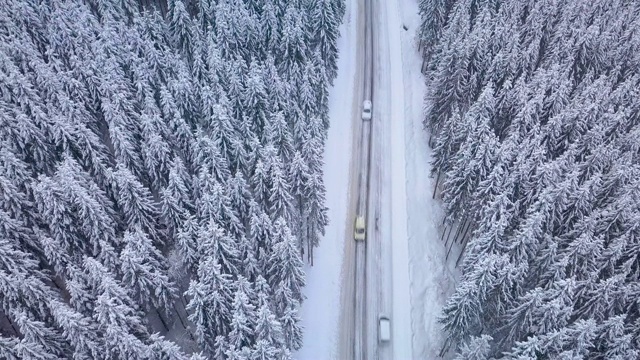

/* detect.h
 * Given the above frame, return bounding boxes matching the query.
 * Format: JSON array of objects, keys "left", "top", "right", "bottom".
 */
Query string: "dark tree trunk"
[
  {"left": 459, "top": 220, "right": 472, "bottom": 244},
  {"left": 155, "top": 307, "right": 170, "bottom": 332},
  {"left": 446, "top": 217, "right": 467, "bottom": 261},
  {"left": 173, "top": 304, "right": 188, "bottom": 329},
  {"left": 456, "top": 236, "right": 470, "bottom": 268},
  {"left": 175, "top": 299, "right": 195, "bottom": 341},
  {"left": 444, "top": 222, "right": 455, "bottom": 248},
  {"left": 432, "top": 169, "right": 442, "bottom": 199},
  {"left": 2, "top": 313, "right": 19, "bottom": 336},
  {"left": 452, "top": 217, "right": 467, "bottom": 245},
  {"left": 444, "top": 219, "right": 456, "bottom": 246}
]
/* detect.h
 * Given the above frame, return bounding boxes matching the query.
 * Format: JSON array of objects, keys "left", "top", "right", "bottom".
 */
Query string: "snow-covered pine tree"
[
  {"left": 186, "top": 256, "right": 234, "bottom": 356},
  {"left": 12, "top": 311, "right": 69, "bottom": 357},
  {"left": 197, "top": 219, "right": 240, "bottom": 276},
  {"left": 289, "top": 151, "right": 311, "bottom": 248},
  {"left": 33, "top": 160, "right": 119, "bottom": 269},
  {"left": 161, "top": 156, "right": 195, "bottom": 237},
  {"left": 417, "top": 0, "right": 455, "bottom": 64},
  {"left": 168, "top": 0, "right": 196, "bottom": 60},
  {"left": 0, "top": 337, "right": 19, "bottom": 360},
  {"left": 279, "top": 300, "right": 304, "bottom": 351},
  {"left": 454, "top": 335, "right": 492, "bottom": 360},
  {"left": 227, "top": 276, "right": 257, "bottom": 352},
  {"left": 267, "top": 218, "right": 306, "bottom": 305},
  {"left": 309, "top": 0, "right": 340, "bottom": 83},
  {"left": 243, "top": 59, "right": 270, "bottom": 137},
  {"left": 84, "top": 257, "right": 151, "bottom": 359},
  {"left": 49, "top": 299, "right": 104, "bottom": 359},
  {"left": 139, "top": 98, "right": 172, "bottom": 191},
  {"left": 175, "top": 214, "right": 200, "bottom": 275},
  {"left": 268, "top": 156, "right": 294, "bottom": 223},
  {"left": 228, "top": 171, "right": 253, "bottom": 228},
  {"left": 120, "top": 227, "right": 177, "bottom": 323},
  {"left": 252, "top": 300, "right": 285, "bottom": 359},
  {"left": 112, "top": 163, "right": 165, "bottom": 246}
]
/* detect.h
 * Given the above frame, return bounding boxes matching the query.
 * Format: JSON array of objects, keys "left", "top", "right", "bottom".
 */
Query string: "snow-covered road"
[
  {"left": 367, "top": 0, "right": 460, "bottom": 358},
  {"left": 369, "top": 0, "right": 415, "bottom": 358},
  {"left": 298, "top": 0, "right": 459, "bottom": 358}
]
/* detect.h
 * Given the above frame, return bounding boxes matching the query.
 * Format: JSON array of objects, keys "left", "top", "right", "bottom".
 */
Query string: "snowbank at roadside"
[
  {"left": 397, "top": 0, "right": 460, "bottom": 358},
  {"left": 296, "top": 0, "right": 358, "bottom": 358}
]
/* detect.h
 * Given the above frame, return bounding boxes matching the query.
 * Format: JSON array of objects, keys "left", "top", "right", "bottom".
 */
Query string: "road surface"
[
  {"left": 337, "top": 0, "right": 365, "bottom": 357},
  {"left": 338, "top": 0, "right": 413, "bottom": 358},
  {"left": 337, "top": 0, "right": 371, "bottom": 357}
]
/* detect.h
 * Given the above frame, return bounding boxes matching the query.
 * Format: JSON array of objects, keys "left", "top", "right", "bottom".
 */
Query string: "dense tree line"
[
  {"left": 0, "top": 0, "right": 344, "bottom": 358},
  {"left": 419, "top": 0, "right": 640, "bottom": 358}
]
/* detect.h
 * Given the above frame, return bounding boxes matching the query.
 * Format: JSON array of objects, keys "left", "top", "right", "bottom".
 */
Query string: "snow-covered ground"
[
  {"left": 296, "top": 0, "right": 359, "bottom": 358},
  {"left": 396, "top": 0, "right": 460, "bottom": 358}
]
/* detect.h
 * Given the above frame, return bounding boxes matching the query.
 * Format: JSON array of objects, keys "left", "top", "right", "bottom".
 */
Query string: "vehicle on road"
[
  {"left": 362, "top": 100, "right": 372, "bottom": 120},
  {"left": 354, "top": 216, "right": 366, "bottom": 241},
  {"left": 379, "top": 315, "right": 391, "bottom": 342}
]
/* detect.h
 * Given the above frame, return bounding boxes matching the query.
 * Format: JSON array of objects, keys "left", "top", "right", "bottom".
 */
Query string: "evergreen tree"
[
  {"left": 175, "top": 214, "right": 200, "bottom": 275},
  {"left": 267, "top": 219, "right": 306, "bottom": 303},
  {"left": 13, "top": 311, "right": 69, "bottom": 357},
  {"left": 161, "top": 156, "right": 194, "bottom": 236},
  {"left": 82, "top": 256, "right": 165, "bottom": 359},
  {"left": 268, "top": 156, "right": 294, "bottom": 223},
  {"left": 454, "top": 335, "right": 492, "bottom": 360},
  {"left": 243, "top": 59, "right": 270, "bottom": 136},
  {"left": 49, "top": 299, "right": 104, "bottom": 359},
  {"left": 112, "top": 163, "right": 164, "bottom": 246},
  {"left": 120, "top": 227, "right": 177, "bottom": 317},
  {"left": 279, "top": 300, "right": 303, "bottom": 351},
  {"left": 139, "top": 98, "right": 172, "bottom": 191},
  {"left": 310, "top": 0, "right": 340, "bottom": 83},
  {"left": 227, "top": 277, "right": 257, "bottom": 351},
  {"left": 169, "top": 0, "right": 196, "bottom": 58},
  {"left": 197, "top": 219, "right": 240, "bottom": 276},
  {"left": 252, "top": 301, "right": 285, "bottom": 358},
  {"left": 186, "top": 257, "right": 234, "bottom": 355},
  {"left": 228, "top": 171, "right": 253, "bottom": 227},
  {"left": 0, "top": 337, "right": 19, "bottom": 360},
  {"left": 148, "top": 333, "right": 190, "bottom": 360},
  {"left": 33, "top": 158, "right": 119, "bottom": 268}
]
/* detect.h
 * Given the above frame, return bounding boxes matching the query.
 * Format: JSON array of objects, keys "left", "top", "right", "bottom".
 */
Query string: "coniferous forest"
[
  {"left": 419, "top": 0, "right": 640, "bottom": 358},
  {"left": 0, "top": 0, "right": 344, "bottom": 358}
]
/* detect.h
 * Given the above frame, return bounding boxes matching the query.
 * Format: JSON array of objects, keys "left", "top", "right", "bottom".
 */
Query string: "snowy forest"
[
  {"left": 419, "top": 0, "right": 640, "bottom": 358},
  {"left": 0, "top": 0, "right": 344, "bottom": 358}
]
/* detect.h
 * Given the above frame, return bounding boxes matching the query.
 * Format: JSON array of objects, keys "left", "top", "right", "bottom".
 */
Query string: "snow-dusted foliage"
[
  {"left": 0, "top": 0, "right": 344, "bottom": 357},
  {"left": 419, "top": 0, "right": 640, "bottom": 358}
]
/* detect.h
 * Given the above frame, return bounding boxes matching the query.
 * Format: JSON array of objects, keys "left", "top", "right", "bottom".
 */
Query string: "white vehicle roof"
[{"left": 379, "top": 315, "right": 391, "bottom": 342}]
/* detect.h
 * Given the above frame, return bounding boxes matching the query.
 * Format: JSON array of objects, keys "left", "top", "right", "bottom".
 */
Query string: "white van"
[{"left": 379, "top": 314, "right": 391, "bottom": 342}]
